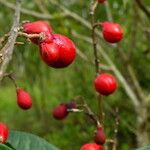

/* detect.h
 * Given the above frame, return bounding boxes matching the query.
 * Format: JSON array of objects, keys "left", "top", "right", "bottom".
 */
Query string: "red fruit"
[
  {"left": 94, "top": 73, "right": 117, "bottom": 96},
  {"left": 16, "top": 88, "right": 32, "bottom": 110},
  {"left": 23, "top": 21, "right": 52, "bottom": 44},
  {"left": 52, "top": 103, "right": 68, "bottom": 120},
  {"left": 80, "top": 143, "right": 103, "bottom": 150},
  {"left": 0, "top": 123, "right": 9, "bottom": 144},
  {"left": 101, "top": 22, "right": 123, "bottom": 43},
  {"left": 94, "top": 127, "right": 106, "bottom": 145},
  {"left": 40, "top": 34, "right": 76, "bottom": 68},
  {"left": 97, "top": 0, "right": 105, "bottom": 3}
]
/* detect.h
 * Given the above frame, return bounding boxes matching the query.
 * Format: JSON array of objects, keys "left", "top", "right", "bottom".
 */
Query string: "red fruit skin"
[
  {"left": 98, "top": 0, "right": 105, "bottom": 3},
  {"left": 94, "top": 127, "right": 106, "bottom": 145},
  {"left": 80, "top": 143, "right": 103, "bottom": 150},
  {"left": 52, "top": 104, "right": 68, "bottom": 120},
  {"left": 40, "top": 34, "right": 76, "bottom": 68},
  {"left": 102, "top": 22, "right": 123, "bottom": 43},
  {"left": 23, "top": 21, "right": 52, "bottom": 44},
  {"left": 0, "top": 123, "right": 9, "bottom": 144},
  {"left": 94, "top": 73, "right": 117, "bottom": 96},
  {"left": 16, "top": 88, "right": 32, "bottom": 110}
]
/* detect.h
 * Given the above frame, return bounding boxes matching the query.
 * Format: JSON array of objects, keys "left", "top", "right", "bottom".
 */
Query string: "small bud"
[{"left": 94, "top": 126, "right": 106, "bottom": 145}]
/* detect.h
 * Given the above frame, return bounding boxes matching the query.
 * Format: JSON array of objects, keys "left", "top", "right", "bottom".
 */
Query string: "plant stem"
[
  {"left": 90, "top": 0, "right": 104, "bottom": 125},
  {"left": 90, "top": 0, "right": 99, "bottom": 75}
]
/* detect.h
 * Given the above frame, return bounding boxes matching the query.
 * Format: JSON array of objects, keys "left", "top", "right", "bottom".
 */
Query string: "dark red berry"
[
  {"left": 66, "top": 101, "right": 77, "bottom": 109},
  {"left": 97, "top": 0, "right": 105, "bottom": 3},
  {"left": 40, "top": 34, "right": 76, "bottom": 68},
  {"left": 16, "top": 88, "right": 32, "bottom": 110},
  {"left": 101, "top": 22, "right": 123, "bottom": 43},
  {"left": 94, "top": 73, "right": 117, "bottom": 96},
  {"left": 23, "top": 21, "right": 52, "bottom": 44},
  {"left": 80, "top": 143, "right": 103, "bottom": 150},
  {"left": 94, "top": 126, "right": 106, "bottom": 145},
  {"left": 0, "top": 123, "right": 9, "bottom": 144},
  {"left": 52, "top": 103, "right": 68, "bottom": 120}
]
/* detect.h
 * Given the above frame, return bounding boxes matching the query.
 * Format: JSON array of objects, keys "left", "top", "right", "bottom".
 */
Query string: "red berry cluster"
[
  {"left": 0, "top": 21, "right": 77, "bottom": 145},
  {"left": 80, "top": 0, "right": 123, "bottom": 149},
  {"left": 23, "top": 21, "right": 76, "bottom": 68}
]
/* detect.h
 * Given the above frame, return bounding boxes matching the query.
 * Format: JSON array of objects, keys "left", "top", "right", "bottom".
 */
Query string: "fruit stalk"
[{"left": 90, "top": 0, "right": 104, "bottom": 125}]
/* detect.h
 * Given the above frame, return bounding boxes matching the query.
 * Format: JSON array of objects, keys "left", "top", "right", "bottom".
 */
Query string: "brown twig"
[
  {"left": 0, "top": 0, "right": 66, "bottom": 20},
  {"left": 90, "top": 0, "right": 104, "bottom": 125},
  {"left": 0, "top": 33, "right": 10, "bottom": 47},
  {"left": 73, "top": 96, "right": 100, "bottom": 126},
  {"left": 90, "top": 0, "right": 99, "bottom": 75},
  {"left": 18, "top": 32, "right": 45, "bottom": 41},
  {"left": 0, "top": 0, "right": 22, "bottom": 82},
  {"left": 135, "top": 0, "right": 150, "bottom": 20},
  {"left": 4, "top": 73, "right": 18, "bottom": 88}
]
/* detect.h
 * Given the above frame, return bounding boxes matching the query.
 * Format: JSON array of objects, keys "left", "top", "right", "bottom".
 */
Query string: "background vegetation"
[{"left": 0, "top": 0, "right": 150, "bottom": 150}]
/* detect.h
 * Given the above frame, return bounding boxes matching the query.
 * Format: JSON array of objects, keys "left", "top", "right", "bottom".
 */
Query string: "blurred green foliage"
[{"left": 0, "top": 0, "right": 150, "bottom": 150}]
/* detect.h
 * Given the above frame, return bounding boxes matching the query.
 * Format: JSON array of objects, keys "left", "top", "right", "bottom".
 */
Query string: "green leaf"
[
  {"left": 7, "top": 131, "right": 60, "bottom": 150},
  {"left": 0, "top": 144, "right": 14, "bottom": 150},
  {"left": 136, "top": 146, "right": 150, "bottom": 150}
]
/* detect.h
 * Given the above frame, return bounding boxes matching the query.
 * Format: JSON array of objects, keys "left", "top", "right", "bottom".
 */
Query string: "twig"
[
  {"left": 0, "top": 33, "right": 10, "bottom": 47},
  {"left": 76, "top": 48, "right": 111, "bottom": 71},
  {"left": 72, "top": 31, "right": 140, "bottom": 109},
  {"left": 0, "top": 0, "right": 66, "bottom": 20},
  {"left": 90, "top": 0, "right": 104, "bottom": 125},
  {"left": 112, "top": 108, "right": 119, "bottom": 150},
  {"left": 90, "top": 0, "right": 99, "bottom": 75},
  {"left": 73, "top": 96, "right": 100, "bottom": 126},
  {"left": 0, "top": 0, "right": 22, "bottom": 82},
  {"left": 135, "top": 0, "right": 150, "bottom": 20},
  {"left": 18, "top": 32, "right": 45, "bottom": 40},
  {"left": 4, "top": 73, "right": 18, "bottom": 88}
]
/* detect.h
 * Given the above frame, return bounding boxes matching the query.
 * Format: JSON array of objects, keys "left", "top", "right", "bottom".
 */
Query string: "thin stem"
[
  {"left": 4, "top": 73, "right": 18, "bottom": 88},
  {"left": 98, "top": 94, "right": 104, "bottom": 124},
  {"left": 90, "top": 1, "right": 99, "bottom": 75},
  {"left": 18, "top": 32, "right": 45, "bottom": 40},
  {"left": 90, "top": 0, "right": 104, "bottom": 125}
]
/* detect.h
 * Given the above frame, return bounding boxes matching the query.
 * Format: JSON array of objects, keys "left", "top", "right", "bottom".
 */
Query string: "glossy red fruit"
[
  {"left": 16, "top": 88, "right": 32, "bottom": 110},
  {"left": 23, "top": 21, "right": 52, "bottom": 44},
  {"left": 80, "top": 143, "right": 103, "bottom": 150},
  {"left": 52, "top": 103, "right": 68, "bottom": 120},
  {"left": 94, "top": 127, "right": 106, "bottom": 145},
  {"left": 97, "top": 0, "right": 105, "bottom": 3},
  {"left": 0, "top": 123, "right": 9, "bottom": 144},
  {"left": 101, "top": 22, "right": 123, "bottom": 43},
  {"left": 40, "top": 34, "right": 76, "bottom": 68},
  {"left": 94, "top": 73, "right": 117, "bottom": 96}
]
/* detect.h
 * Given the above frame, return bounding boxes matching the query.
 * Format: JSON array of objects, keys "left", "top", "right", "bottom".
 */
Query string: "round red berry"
[
  {"left": 0, "top": 123, "right": 9, "bottom": 144},
  {"left": 40, "top": 34, "right": 76, "bottom": 68},
  {"left": 80, "top": 143, "right": 103, "bottom": 150},
  {"left": 94, "top": 126, "right": 106, "bottom": 145},
  {"left": 94, "top": 73, "right": 117, "bottom": 96},
  {"left": 101, "top": 22, "right": 123, "bottom": 43},
  {"left": 16, "top": 88, "right": 32, "bottom": 110},
  {"left": 97, "top": 0, "right": 105, "bottom": 3},
  {"left": 23, "top": 21, "right": 52, "bottom": 44},
  {"left": 52, "top": 103, "right": 68, "bottom": 120}
]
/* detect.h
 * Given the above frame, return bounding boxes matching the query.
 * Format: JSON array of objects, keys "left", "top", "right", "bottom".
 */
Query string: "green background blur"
[{"left": 0, "top": 0, "right": 150, "bottom": 149}]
